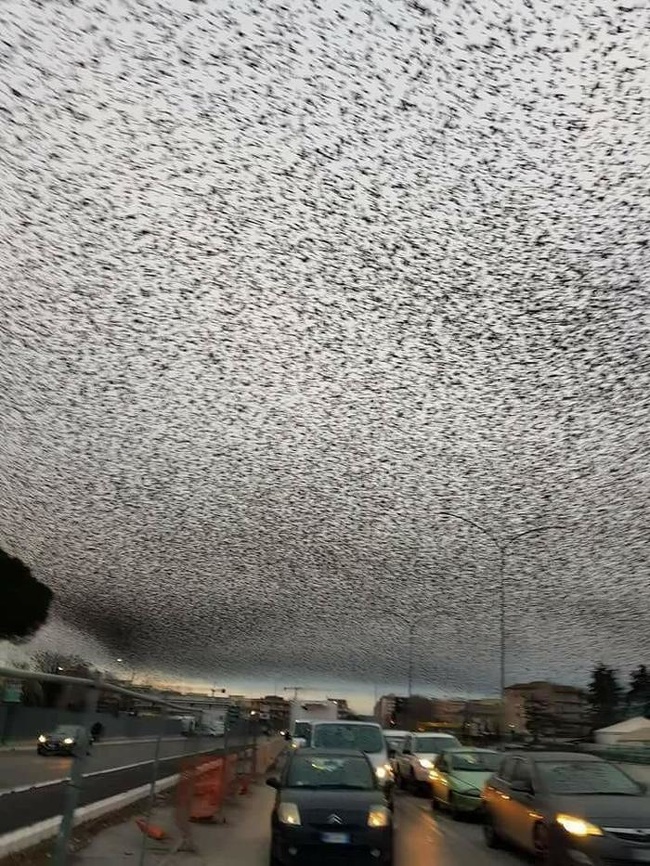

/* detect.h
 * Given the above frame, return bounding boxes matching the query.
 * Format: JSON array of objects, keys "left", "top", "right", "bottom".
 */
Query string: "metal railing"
[{"left": 0, "top": 666, "right": 261, "bottom": 865}]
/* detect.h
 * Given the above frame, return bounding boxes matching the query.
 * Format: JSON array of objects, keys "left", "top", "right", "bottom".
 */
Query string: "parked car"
[
  {"left": 482, "top": 750, "right": 650, "bottom": 864},
  {"left": 429, "top": 748, "right": 501, "bottom": 818},
  {"left": 267, "top": 748, "right": 394, "bottom": 866},
  {"left": 395, "top": 732, "right": 461, "bottom": 794},
  {"left": 37, "top": 724, "right": 92, "bottom": 756}
]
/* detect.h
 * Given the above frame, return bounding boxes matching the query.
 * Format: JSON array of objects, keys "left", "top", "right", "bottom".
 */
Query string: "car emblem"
[{"left": 327, "top": 814, "right": 343, "bottom": 825}]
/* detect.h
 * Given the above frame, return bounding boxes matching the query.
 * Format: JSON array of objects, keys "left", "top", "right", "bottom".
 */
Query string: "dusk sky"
[{"left": 1, "top": 0, "right": 649, "bottom": 712}]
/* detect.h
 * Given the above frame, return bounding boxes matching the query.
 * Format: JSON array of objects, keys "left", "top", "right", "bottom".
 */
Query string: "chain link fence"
[{"left": 0, "top": 666, "right": 268, "bottom": 865}]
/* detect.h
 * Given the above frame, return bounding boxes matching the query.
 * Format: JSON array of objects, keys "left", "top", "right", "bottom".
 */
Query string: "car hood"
[
  {"left": 551, "top": 793, "right": 650, "bottom": 826},
  {"left": 282, "top": 788, "right": 385, "bottom": 810},
  {"left": 449, "top": 770, "right": 492, "bottom": 791}
]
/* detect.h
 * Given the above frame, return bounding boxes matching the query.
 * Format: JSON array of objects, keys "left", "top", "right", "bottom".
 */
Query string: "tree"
[
  {"left": 588, "top": 663, "right": 624, "bottom": 730},
  {"left": 525, "top": 697, "right": 557, "bottom": 742},
  {"left": 0, "top": 547, "right": 53, "bottom": 642},
  {"left": 32, "top": 652, "right": 94, "bottom": 709},
  {"left": 627, "top": 665, "right": 650, "bottom": 717}
]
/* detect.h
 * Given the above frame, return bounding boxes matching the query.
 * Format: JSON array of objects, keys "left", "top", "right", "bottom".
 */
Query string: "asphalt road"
[
  {"left": 395, "top": 791, "right": 527, "bottom": 866},
  {"left": 0, "top": 735, "right": 251, "bottom": 836}
]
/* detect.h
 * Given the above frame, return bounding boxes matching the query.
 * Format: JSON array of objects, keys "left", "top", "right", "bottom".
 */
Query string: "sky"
[{"left": 1, "top": 0, "right": 649, "bottom": 713}]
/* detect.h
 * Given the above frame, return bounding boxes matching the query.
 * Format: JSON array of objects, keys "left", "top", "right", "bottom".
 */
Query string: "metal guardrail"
[{"left": 0, "top": 666, "right": 259, "bottom": 866}]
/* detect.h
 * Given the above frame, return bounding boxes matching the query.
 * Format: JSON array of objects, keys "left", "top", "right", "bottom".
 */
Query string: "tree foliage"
[
  {"left": 588, "top": 663, "right": 624, "bottom": 730},
  {"left": 0, "top": 547, "right": 53, "bottom": 643},
  {"left": 627, "top": 665, "right": 650, "bottom": 716}
]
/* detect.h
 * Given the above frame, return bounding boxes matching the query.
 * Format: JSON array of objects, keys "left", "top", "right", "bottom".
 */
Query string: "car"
[
  {"left": 429, "top": 748, "right": 501, "bottom": 818},
  {"left": 482, "top": 750, "right": 650, "bottom": 865},
  {"left": 395, "top": 732, "right": 461, "bottom": 794},
  {"left": 383, "top": 729, "right": 409, "bottom": 775},
  {"left": 310, "top": 721, "right": 395, "bottom": 807},
  {"left": 267, "top": 748, "right": 394, "bottom": 865},
  {"left": 36, "top": 724, "right": 92, "bottom": 756}
]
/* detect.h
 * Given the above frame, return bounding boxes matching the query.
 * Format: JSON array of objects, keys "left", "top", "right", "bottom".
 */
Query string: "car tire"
[
  {"left": 533, "top": 823, "right": 551, "bottom": 864},
  {"left": 483, "top": 812, "right": 502, "bottom": 849}
]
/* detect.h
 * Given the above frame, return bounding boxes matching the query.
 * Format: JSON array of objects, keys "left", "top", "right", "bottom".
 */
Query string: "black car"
[
  {"left": 37, "top": 724, "right": 92, "bottom": 756},
  {"left": 482, "top": 750, "right": 650, "bottom": 865},
  {"left": 267, "top": 748, "right": 394, "bottom": 866}
]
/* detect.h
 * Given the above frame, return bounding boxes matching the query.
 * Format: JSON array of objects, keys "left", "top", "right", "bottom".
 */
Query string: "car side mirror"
[
  {"left": 266, "top": 777, "right": 280, "bottom": 789},
  {"left": 510, "top": 780, "right": 533, "bottom": 794}
]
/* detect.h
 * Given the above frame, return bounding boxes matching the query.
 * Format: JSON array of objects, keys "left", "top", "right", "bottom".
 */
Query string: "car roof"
[
  {"left": 443, "top": 747, "right": 498, "bottom": 754},
  {"left": 506, "top": 751, "right": 602, "bottom": 762},
  {"left": 383, "top": 729, "right": 409, "bottom": 736},
  {"left": 312, "top": 720, "right": 380, "bottom": 727},
  {"left": 414, "top": 732, "right": 458, "bottom": 738}
]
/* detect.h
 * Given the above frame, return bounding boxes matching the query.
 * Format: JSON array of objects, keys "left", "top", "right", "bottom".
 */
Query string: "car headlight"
[
  {"left": 63, "top": 738, "right": 75, "bottom": 745},
  {"left": 419, "top": 758, "right": 433, "bottom": 769},
  {"left": 368, "top": 806, "right": 391, "bottom": 828},
  {"left": 278, "top": 803, "right": 301, "bottom": 826},
  {"left": 556, "top": 814, "right": 603, "bottom": 837},
  {"left": 376, "top": 764, "right": 393, "bottom": 781},
  {"left": 38, "top": 735, "right": 47, "bottom": 744}
]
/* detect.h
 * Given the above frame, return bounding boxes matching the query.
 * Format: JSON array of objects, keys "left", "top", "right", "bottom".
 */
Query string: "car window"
[
  {"left": 311, "top": 723, "right": 385, "bottom": 754},
  {"left": 536, "top": 760, "right": 642, "bottom": 796},
  {"left": 403, "top": 736, "right": 411, "bottom": 751},
  {"left": 450, "top": 751, "right": 501, "bottom": 772},
  {"left": 286, "top": 755, "right": 375, "bottom": 790},
  {"left": 498, "top": 756, "right": 517, "bottom": 781},
  {"left": 414, "top": 736, "right": 461, "bottom": 753},
  {"left": 385, "top": 735, "right": 407, "bottom": 752},
  {"left": 512, "top": 759, "right": 534, "bottom": 789}
]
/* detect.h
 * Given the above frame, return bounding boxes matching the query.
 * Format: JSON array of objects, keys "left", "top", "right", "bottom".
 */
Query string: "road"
[{"left": 0, "top": 734, "right": 251, "bottom": 836}]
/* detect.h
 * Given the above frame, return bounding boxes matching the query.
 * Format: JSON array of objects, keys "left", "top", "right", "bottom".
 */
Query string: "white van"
[{"left": 310, "top": 720, "right": 394, "bottom": 805}]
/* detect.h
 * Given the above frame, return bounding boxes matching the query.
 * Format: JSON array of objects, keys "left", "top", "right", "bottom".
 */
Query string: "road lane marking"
[{"left": 0, "top": 744, "right": 227, "bottom": 798}]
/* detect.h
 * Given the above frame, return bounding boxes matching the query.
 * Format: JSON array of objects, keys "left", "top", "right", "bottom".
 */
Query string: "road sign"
[{"left": 2, "top": 681, "right": 23, "bottom": 703}]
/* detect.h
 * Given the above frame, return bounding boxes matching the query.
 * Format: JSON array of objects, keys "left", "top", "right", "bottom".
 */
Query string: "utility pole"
[{"left": 439, "top": 512, "right": 564, "bottom": 733}]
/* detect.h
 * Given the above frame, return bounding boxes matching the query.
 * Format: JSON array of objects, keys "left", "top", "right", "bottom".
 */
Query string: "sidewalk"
[{"left": 71, "top": 780, "right": 273, "bottom": 866}]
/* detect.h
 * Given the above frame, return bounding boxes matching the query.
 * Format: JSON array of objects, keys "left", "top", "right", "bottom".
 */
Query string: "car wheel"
[
  {"left": 448, "top": 792, "right": 461, "bottom": 820},
  {"left": 483, "top": 812, "right": 502, "bottom": 849},
  {"left": 533, "top": 823, "right": 551, "bottom": 864}
]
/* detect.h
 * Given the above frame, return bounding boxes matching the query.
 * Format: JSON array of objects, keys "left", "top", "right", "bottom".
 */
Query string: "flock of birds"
[{"left": 1, "top": 0, "right": 649, "bottom": 696}]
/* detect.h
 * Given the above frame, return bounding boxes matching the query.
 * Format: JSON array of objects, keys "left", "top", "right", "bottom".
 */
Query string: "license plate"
[
  {"left": 321, "top": 832, "right": 350, "bottom": 844},
  {"left": 633, "top": 852, "right": 650, "bottom": 863}
]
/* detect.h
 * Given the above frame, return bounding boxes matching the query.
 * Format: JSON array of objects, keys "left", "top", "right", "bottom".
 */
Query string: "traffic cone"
[{"left": 135, "top": 817, "right": 167, "bottom": 840}]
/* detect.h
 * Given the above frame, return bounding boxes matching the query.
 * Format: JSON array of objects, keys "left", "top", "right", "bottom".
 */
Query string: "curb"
[{"left": 0, "top": 773, "right": 180, "bottom": 858}]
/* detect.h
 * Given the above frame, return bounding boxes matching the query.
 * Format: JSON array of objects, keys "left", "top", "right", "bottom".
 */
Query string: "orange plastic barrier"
[
  {"left": 189, "top": 757, "right": 225, "bottom": 820},
  {"left": 175, "top": 755, "right": 226, "bottom": 825}
]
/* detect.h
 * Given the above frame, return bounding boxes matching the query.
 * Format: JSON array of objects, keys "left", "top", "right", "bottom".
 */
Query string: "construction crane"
[{"left": 284, "top": 686, "right": 305, "bottom": 702}]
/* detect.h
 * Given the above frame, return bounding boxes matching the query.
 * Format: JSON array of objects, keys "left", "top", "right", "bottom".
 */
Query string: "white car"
[{"left": 395, "top": 732, "right": 461, "bottom": 793}]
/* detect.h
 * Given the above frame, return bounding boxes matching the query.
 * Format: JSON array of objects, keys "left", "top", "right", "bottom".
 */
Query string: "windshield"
[
  {"left": 450, "top": 751, "right": 501, "bottom": 772},
  {"left": 287, "top": 755, "right": 375, "bottom": 790},
  {"left": 415, "top": 736, "right": 461, "bottom": 754},
  {"left": 293, "top": 722, "right": 312, "bottom": 741},
  {"left": 312, "top": 723, "right": 385, "bottom": 754},
  {"left": 538, "top": 761, "right": 642, "bottom": 795},
  {"left": 385, "top": 735, "right": 407, "bottom": 751}
]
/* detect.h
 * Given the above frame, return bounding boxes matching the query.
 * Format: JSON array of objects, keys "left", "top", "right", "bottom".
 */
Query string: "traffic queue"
[{"left": 272, "top": 719, "right": 650, "bottom": 866}]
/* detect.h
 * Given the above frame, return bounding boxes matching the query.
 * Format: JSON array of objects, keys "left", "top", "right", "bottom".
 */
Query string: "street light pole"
[{"left": 439, "top": 512, "right": 564, "bottom": 731}]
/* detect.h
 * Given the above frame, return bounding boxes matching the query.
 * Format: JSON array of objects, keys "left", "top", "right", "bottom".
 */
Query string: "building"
[
  {"left": 374, "top": 695, "right": 396, "bottom": 727},
  {"left": 250, "top": 695, "right": 290, "bottom": 731},
  {"left": 505, "top": 681, "right": 589, "bottom": 738},
  {"left": 328, "top": 698, "right": 354, "bottom": 720}
]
